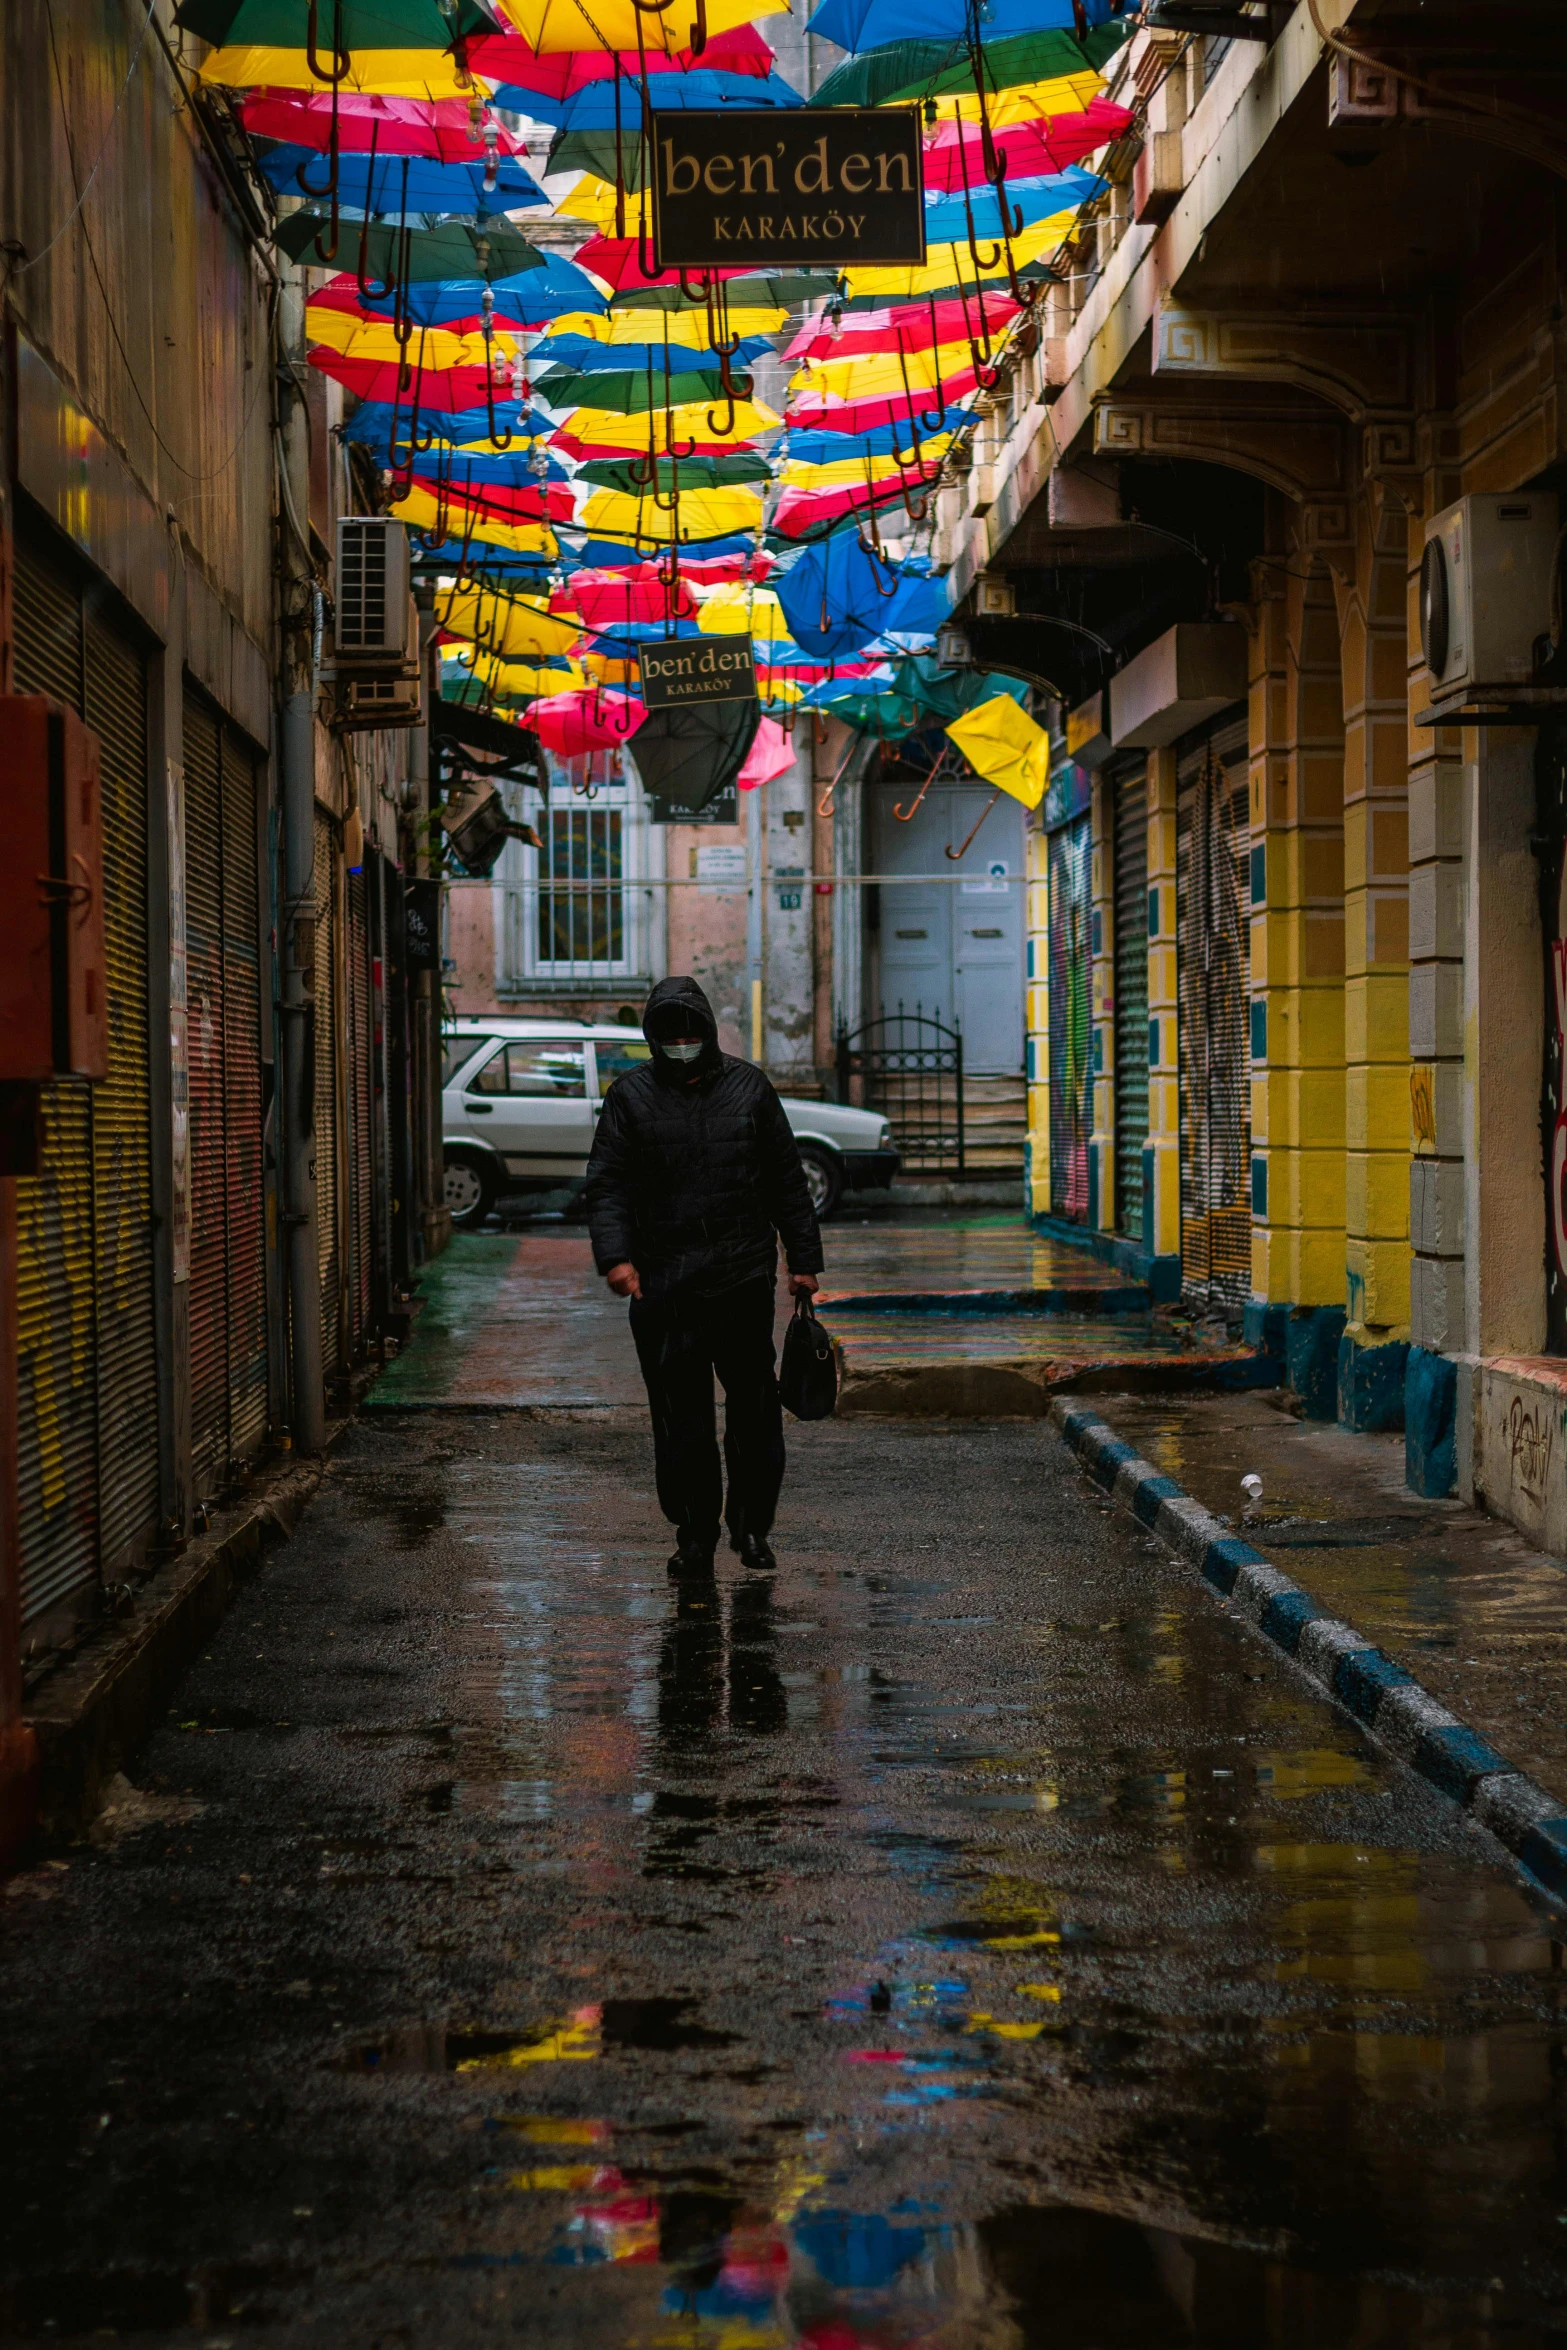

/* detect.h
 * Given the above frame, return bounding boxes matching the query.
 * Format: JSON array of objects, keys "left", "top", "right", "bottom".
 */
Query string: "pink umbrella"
[
  {"left": 464, "top": 24, "right": 773, "bottom": 100},
  {"left": 526, "top": 690, "right": 645, "bottom": 756},
  {"left": 737, "top": 717, "right": 796, "bottom": 790},
  {"left": 238, "top": 90, "right": 526, "bottom": 161}
]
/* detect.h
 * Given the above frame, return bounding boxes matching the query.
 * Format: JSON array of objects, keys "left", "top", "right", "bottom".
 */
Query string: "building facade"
[
  {"left": 0, "top": 0, "right": 448, "bottom": 1844},
  {"left": 934, "top": 2, "right": 1567, "bottom": 1538}
]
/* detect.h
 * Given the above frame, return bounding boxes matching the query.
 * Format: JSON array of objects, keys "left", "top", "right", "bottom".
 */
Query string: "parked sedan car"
[{"left": 442, "top": 1017, "right": 898, "bottom": 1229}]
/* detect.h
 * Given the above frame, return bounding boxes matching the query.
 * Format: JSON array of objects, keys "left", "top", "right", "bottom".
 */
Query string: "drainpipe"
[{"left": 276, "top": 271, "right": 326, "bottom": 1452}]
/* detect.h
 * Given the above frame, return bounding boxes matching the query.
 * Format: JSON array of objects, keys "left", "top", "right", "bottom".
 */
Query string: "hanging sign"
[
  {"left": 640, "top": 637, "right": 758, "bottom": 710},
  {"left": 651, "top": 108, "right": 925, "bottom": 272}
]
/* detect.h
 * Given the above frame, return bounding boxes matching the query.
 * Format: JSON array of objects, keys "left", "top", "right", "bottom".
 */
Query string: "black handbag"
[{"left": 779, "top": 1291, "right": 837, "bottom": 1420}]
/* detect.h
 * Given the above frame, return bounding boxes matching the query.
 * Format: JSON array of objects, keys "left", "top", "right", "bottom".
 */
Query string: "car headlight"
[{"left": 877, "top": 1121, "right": 894, "bottom": 1151}]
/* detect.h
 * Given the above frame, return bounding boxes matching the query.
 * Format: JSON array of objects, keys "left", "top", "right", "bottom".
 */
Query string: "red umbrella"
[
  {"left": 407, "top": 475, "right": 575, "bottom": 526},
  {"left": 308, "top": 349, "right": 506, "bottom": 409},
  {"left": 554, "top": 574, "right": 701, "bottom": 625},
  {"left": 573, "top": 236, "right": 759, "bottom": 295},
  {"left": 786, "top": 376, "right": 981, "bottom": 436},
  {"left": 526, "top": 690, "right": 645, "bottom": 755},
  {"left": 920, "top": 97, "right": 1131, "bottom": 192},
  {"left": 464, "top": 23, "right": 773, "bottom": 99},
  {"left": 309, "top": 277, "right": 549, "bottom": 340},
  {"left": 238, "top": 89, "right": 526, "bottom": 161},
  {"left": 771, "top": 473, "right": 939, "bottom": 538}
]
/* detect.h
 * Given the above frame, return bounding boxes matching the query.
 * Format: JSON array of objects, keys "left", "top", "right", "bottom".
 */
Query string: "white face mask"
[{"left": 659, "top": 1039, "right": 703, "bottom": 1063}]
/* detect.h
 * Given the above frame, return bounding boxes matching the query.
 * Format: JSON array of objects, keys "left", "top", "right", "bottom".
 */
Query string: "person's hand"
[
  {"left": 788, "top": 1272, "right": 820, "bottom": 1298},
  {"left": 606, "top": 1262, "right": 642, "bottom": 1299}
]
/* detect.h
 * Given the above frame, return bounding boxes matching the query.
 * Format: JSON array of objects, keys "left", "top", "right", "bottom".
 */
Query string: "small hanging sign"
[
  {"left": 651, "top": 108, "right": 925, "bottom": 272},
  {"left": 640, "top": 637, "right": 758, "bottom": 709}
]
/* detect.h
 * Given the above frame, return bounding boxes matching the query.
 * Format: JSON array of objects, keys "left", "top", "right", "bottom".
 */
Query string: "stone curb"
[{"left": 1049, "top": 1399, "right": 1567, "bottom": 1908}]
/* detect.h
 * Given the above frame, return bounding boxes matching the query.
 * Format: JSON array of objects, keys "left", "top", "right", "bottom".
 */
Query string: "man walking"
[{"left": 585, "top": 976, "right": 823, "bottom": 1579}]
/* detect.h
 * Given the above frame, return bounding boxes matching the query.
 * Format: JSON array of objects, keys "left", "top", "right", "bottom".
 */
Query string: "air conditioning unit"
[
  {"left": 321, "top": 668, "right": 425, "bottom": 733},
  {"left": 334, "top": 517, "right": 417, "bottom": 670},
  {"left": 1420, "top": 494, "right": 1560, "bottom": 707}
]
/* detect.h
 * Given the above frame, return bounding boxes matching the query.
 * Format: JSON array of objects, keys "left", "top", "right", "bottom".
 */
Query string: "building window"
[{"left": 499, "top": 766, "right": 652, "bottom": 987}]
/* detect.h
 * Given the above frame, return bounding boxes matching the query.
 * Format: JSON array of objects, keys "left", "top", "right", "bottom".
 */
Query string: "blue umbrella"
[
  {"left": 255, "top": 144, "right": 546, "bottom": 215},
  {"left": 782, "top": 420, "right": 956, "bottom": 464},
  {"left": 806, "top": 0, "right": 1113, "bottom": 52},
  {"left": 354, "top": 252, "right": 606, "bottom": 326},
  {"left": 923, "top": 166, "right": 1101, "bottom": 243},
  {"left": 775, "top": 527, "right": 949, "bottom": 660},
  {"left": 341, "top": 402, "right": 564, "bottom": 468},
  {"left": 576, "top": 531, "right": 760, "bottom": 568},
  {"left": 549, "top": 67, "right": 803, "bottom": 131},
  {"left": 531, "top": 333, "right": 777, "bottom": 372}
]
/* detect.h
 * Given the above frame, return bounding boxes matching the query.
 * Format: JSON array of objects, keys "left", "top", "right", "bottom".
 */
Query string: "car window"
[
  {"left": 468, "top": 1041, "right": 587, "bottom": 1098},
  {"left": 594, "top": 1038, "right": 652, "bottom": 1095},
  {"left": 443, "top": 1034, "right": 495, "bottom": 1086}
]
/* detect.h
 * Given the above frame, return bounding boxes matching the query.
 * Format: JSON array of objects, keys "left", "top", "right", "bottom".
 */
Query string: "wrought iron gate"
[{"left": 836, "top": 1006, "right": 964, "bottom": 1173}]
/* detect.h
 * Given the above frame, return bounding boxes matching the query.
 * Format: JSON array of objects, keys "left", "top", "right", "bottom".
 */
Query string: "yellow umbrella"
[
  {"left": 559, "top": 398, "right": 780, "bottom": 451},
  {"left": 945, "top": 696, "right": 1052, "bottom": 810},
  {"left": 778, "top": 442, "right": 954, "bottom": 492},
  {"left": 942, "top": 71, "right": 1105, "bottom": 126},
  {"left": 391, "top": 485, "right": 556, "bottom": 557},
  {"left": 449, "top": 649, "right": 586, "bottom": 699},
  {"left": 197, "top": 45, "right": 475, "bottom": 90},
  {"left": 694, "top": 584, "right": 788, "bottom": 638},
  {"left": 546, "top": 304, "right": 789, "bottom": 345},
  {"left": 306, "top": 306, "right": 514, "bottom": 370},
  {"left": 579, "top": 486, "right": 764, "bottom": 541},
  {"left": 435, "top": 584, "right": 580, "bottom": 660},
  {"left": 496, "top": 0, "right": 784, "bottom": 52},
  {"left": 792, "top": 339, "right": 977, "bottom": 402},
  {"left": 842, "top": 211, "right": 1076, "bottom": 300}
]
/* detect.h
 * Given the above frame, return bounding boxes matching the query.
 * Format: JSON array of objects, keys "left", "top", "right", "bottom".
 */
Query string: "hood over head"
[{"left": 642, "top": 975, "right": 722, "bottom": 1079}]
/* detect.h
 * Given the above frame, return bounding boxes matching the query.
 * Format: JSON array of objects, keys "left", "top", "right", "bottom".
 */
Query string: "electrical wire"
[{"left": 3, "top": 0, "right": 158, "bottom": 278}]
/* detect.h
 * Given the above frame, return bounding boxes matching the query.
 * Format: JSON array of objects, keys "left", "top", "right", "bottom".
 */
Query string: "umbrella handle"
[
  {"left": 306, "top": 0, "right": 351, "bottom": 87},
  {"left": 944, "top": 787, "right": 1001, "bottom": 861},
  {"left": 355, "top": 129, "right": 394, "bottom": 303}
]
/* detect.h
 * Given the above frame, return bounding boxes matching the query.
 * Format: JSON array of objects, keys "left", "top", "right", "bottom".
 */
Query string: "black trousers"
[{"left": 629, "top": 1275, "right": 785, "bottom": 1551}]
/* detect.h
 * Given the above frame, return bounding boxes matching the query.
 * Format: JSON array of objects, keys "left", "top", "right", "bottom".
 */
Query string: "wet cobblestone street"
[{"left": 4, "top": 1236, "right": 1567, "bottom": 2344}]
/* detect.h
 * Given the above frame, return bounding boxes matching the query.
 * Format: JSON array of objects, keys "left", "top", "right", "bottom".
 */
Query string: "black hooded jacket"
[{"left": 584, "top": 976, "right": 824, "bottom": 1302}]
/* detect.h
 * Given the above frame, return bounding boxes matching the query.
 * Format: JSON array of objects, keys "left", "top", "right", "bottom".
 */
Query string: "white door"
[
  {"left": 462, "top": 1037, "right": 595, "bottom": 1179},
  {"left": 872, "top": 781, "right": 1024, "bottom": 1073}
]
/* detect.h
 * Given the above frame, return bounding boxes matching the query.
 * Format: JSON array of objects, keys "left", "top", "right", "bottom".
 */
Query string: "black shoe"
[
  {"left": 735, "top": 1533, "right": 776, "bottom": 1572},
  {"left": 668, "top": 1541, "right": 715, "bottom": 1580}
]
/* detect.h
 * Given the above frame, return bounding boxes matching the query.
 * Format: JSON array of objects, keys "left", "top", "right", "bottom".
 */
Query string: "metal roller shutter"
[
  {"left": 1177, "top": 713, "right": 1251, "bottom": 1309},
  {"left": 1113, "top": 767, "right": 1149, "bottom": 1239},
  {"left": 221, "top": 731, "right": 269, "bottom": 1461},
  {"left": 346, "top": 867, "right": 373, "bottom": 1355},
  {"left": 85, "top": 614, "right": 157, "bottom": 1571},
  {"left": 1047, "top": 814, "right": 1091, "bottom": 1221},
  {"left": 314, "top": 813, "right": 341, "bottom": 1375},
  {"left": 184, "top": 691, "right": 228, "bottom": 1495}
]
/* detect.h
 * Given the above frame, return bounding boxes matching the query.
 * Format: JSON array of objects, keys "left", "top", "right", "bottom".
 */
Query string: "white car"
[{"left": 441, "top": 1016, "right": 899, "bottom": 1228}]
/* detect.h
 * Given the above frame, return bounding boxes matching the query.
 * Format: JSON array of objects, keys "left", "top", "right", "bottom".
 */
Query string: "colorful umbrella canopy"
[
  {"left": 575, "top": 452, "right": 771, "bottom": 491},
  {"left": 175, "top": 0, "right": 494, "bottom": 41},
  {"left": 465, "top": 22, "right": 774, "bottom": 105},
  {"left": 274, "top": 215, "right": 551, "bottom": 277},
  {"left": 533, "top": 367, "right": 733, "bottom": 412},
  {"left": 435, "top": 585, "right": 582, "bottom": 660},
  {"left": 919, "top": 96, "right": 1132, "bottom": 187},
  {"left": 944, "top": 692, "right": 1052, "bottom": 806}
]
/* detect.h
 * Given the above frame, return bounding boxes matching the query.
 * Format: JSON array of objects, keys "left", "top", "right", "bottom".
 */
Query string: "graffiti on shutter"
[
  {"left": 1047, "top": 814, "right": 1092, "bottom": 1221},
  {"left": 1113, "top": 765, "right": 1148, "bottom": 1240},
  {"left": 11, "top": 546, "right": 98, "bottom": 1625},
  {"left": 1177, "top": 715, "right": 1251, "bottom": 1309}
]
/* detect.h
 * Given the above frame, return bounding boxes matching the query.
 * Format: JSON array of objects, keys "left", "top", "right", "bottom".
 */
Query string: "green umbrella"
[
  {"left": 577, "top": 452, "right": 771, "bottom": 492},
  {"left": 812, "top": 22, "right": 1126, "bottom": 109},
  {"left": 547, "top": 130, "right": 651, "bottom": 190},
  {"left": 175, "top": 0, "right": 496, "bottom": 41},
  {"left": 273, "top": 214, "right": 546, "bottom": 276},
  {"left": 535, "top": 366, "right": 736, "bottom": 413},
  {"left": 611, "top": 273, "right": 832, "bottom": 313},
  {"left": 887, "top": 654, "right": 1028, "bottom": 725}
]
